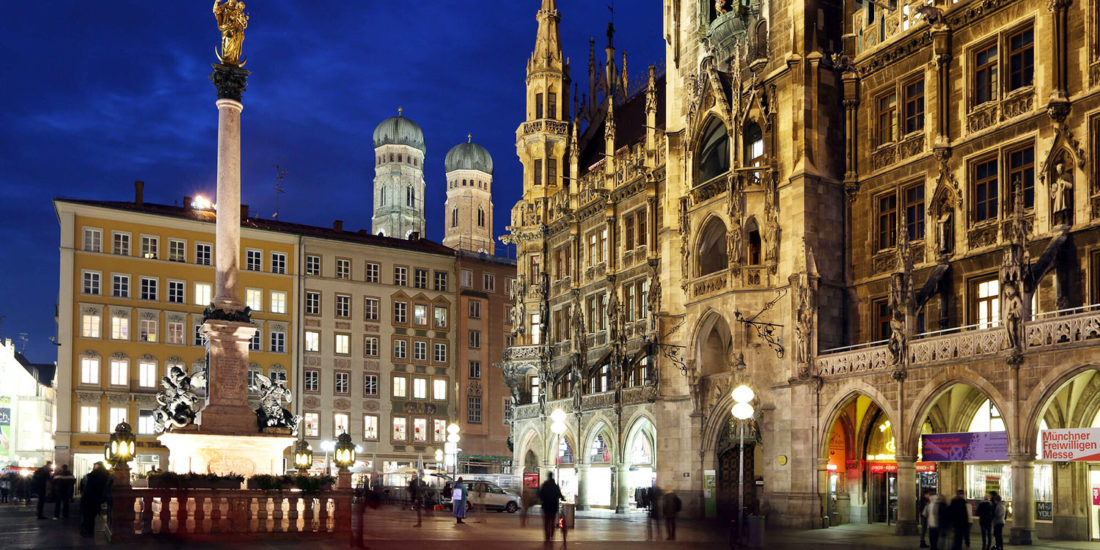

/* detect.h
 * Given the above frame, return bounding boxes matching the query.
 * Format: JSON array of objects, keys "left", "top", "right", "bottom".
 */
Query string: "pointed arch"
[
  {"left": 695, "top": 116, "right": 732, "bottom": 184},
  {"left": 690, "top": 309, "right": 735, "bottom": 377},
  {"left": 818, "top": 383, "right": 899, "bottom": 458},
  {"left": 1021, "top": 362, "right": 1100, "bottom": 450},
  {"left": 695, "top": 215, "right": 728, "bottom": 276},
  {"left": 905, "top": 367, "right": 1015, "bottom": 457}
]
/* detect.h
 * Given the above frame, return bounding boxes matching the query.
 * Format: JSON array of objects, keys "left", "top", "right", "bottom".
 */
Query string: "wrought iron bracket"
[
  {"left": 735, "top": 288, "right": 786, "bottom": 358},
  {"left": 647, "top": 337, "right": 689, "bottom": 376}
]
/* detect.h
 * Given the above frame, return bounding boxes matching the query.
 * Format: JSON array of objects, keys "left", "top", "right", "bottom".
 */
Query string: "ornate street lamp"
[
  {"left": 446, "top": 423, "right": 461, "bottom": 478},
  {"left": 730, "top": 362, "right": 756, "bottom": 546},
  {"left": 105, "top": 421, "right": 136, "bottom": 467},
  {"left": 293, "top": 438, "right": 313, "bottom": 472},
  {"left": 334, "top": 432, "right": 356, "bottom": 471}
]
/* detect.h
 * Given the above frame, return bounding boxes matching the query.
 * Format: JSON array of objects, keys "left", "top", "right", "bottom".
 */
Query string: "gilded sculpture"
[{"left": 214, "top": 0, "right": 249, "bottom": 66}]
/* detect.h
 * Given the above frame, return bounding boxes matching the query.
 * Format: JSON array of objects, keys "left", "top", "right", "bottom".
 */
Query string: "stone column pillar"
[
  {"left": 208, "top": 62, "right": 250, "bottom": 311},
  {"left": 895, "top": 455, "right": 919, "bottom": 535},
  {"left": 575, "top": 462, "right": 589, "bottom": 510},
  {"left": 615, "top": 462, "right": 630, "bottom": 513},
  {"left": 817, "top": 457, "right": 830, "bottom": 527},
  {"left": 1009, "top": 453, "right": 1034, "bottom": 545},
  {"left": 197, "top": 321, "right": 258, "bottom": 434}
]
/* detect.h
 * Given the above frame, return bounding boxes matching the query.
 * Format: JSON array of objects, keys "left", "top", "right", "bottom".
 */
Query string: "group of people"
[
  {"left": 3, "top": 461, "right": 113, "bottom": 538},
  {"left": 638, "top": 485, "right": 682, "bottom": 541},
  {"left": 920, "top": 489, "right": 1006, "bottom": 550}
]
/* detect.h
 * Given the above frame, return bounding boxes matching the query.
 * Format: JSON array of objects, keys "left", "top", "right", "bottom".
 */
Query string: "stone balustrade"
[
  {"left": 107, "top": 488, "right": 352, "bottom": 541},
  {"left": 515, "top": 403, "right": 539, "bottom": 420},
  {"left": 816, "top": 308, "right": 1100, "bottom": 378}
]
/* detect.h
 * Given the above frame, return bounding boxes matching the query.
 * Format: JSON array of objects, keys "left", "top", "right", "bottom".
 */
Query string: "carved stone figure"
[
  {"left": 887, "top": 273, "right": 908, "bottom": 368},
  {"left": 793, "top": 279, "right": 814, "bottom": 371},
  {"left": 501, "top": 364, "right": 523, "bottom": 405},
  {"left": 153, "top": 365, "right": 206, "bottom": 433},
  {"left": 728, "top": 216, "right": 743, "bottom": 266},
  {"left": 936, "top": 207, "right": 953, "bottom": 254},
  {"left": 252, "top": 373, "right": 301, "bottom": 435},
  {"left": 213, "top": 0, "right": 248, "bottom": 66},
  {"left": 1050, "top": 160, "right": 1074, "bottom": 225},
  {"left": 607, "top": 287, "right": 622, "bottom": 343},
  {"left": 764, "top": 209, "right": 780, "bottom": 263},
  {"left": 1002, "top": 276, "right": 1024, "bottom": 354},
  {"left": 679, "top": 198, "right": 692, "bottom": 287}
]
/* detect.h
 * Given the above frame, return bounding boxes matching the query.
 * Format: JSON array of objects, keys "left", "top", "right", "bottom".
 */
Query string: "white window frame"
[
  {"left": 270, "top": 252, "right": 287, "bottom": 274},
  {"left": 305, "top": 330, "right": 320, "bottom": 352},
  {"left": 80, "top": 406, "right": 99, "bottom": 433},
  {"left": 80, "top": 357, "right": 100, "bottom": 385},
  {"left": 335, "top": 333, "right": 350, "bottom": 355},
  {"left": 168, "top": 280, "right": 185, "bottom": 304},
  {"left": 138, "top": 360, "right": 157, "bottom": 388},
  {"left": 246, "top": 248, "right": 263, "bottom": 271},
  {"left": 195, "top": 242, "right": 212, "bottom": 265},
  {"left": 245, "top": 288, "right": 263, "bottom": 311},
  {"left": 140, "top": 277, "right": 158, "bottom": 301},
  {"left": 83, "top": 228, "right": 102, "bottom": 252},
  {"left": 81, "top": 313, "right": 101, "bottom": 338},
  {"left": 83, "top": 270, "right": 102, "bottom": 295},
  {"left": 433, "top": 378, "right": 447, "bottom": 401},
  {"left": 270, "top": 291, "right": 287, "bottom": 314},
  {"left": 168, "top": 239, "right": 186, "bottom": 262},
  {"left": 194, "top": 282, "right": 212, "bottom": 306}
]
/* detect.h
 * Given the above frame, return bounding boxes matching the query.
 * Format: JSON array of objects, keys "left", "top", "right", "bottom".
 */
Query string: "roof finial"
[
  {"left": 398, "top": 106, "right": 403, "bottom": 117},
  {"left": 467, "top": 133, "right": 472, "bottom": 143}
]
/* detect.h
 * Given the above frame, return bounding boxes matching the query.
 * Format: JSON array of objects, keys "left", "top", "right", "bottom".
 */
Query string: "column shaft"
[
  {"left": 214, "top": 98, "right": 244, "bottom": 310},
  {"left": 1009, "top": 454, "right": 1034, "bottom": 545},
  {"left": 896, "top": 456, "right": 919, "bottom": 535}
]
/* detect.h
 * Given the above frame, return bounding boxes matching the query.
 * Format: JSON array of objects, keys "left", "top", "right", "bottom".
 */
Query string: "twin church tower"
[{"left": 370, "top": 110, "right": 495, "bottom": 255}]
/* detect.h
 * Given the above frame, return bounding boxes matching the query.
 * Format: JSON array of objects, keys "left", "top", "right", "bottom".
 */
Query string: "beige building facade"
[{"left": 504, "top": 0, "right": 1100, "bottom": 542}]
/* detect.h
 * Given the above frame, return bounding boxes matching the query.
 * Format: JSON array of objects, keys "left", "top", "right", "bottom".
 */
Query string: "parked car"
[{"left": 466, "top": 480, "right": 522, "bottom": 513}]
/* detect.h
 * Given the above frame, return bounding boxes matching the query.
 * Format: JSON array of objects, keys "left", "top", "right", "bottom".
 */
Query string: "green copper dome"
[
  {"left": 445, "top": 141, "right": 493, "bottom": 175},
  {"left": 373, "top": 115, "right": 426, "bottom": 153}
]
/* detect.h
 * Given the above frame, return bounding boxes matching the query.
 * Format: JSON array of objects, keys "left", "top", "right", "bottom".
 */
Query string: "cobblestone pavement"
[{"left": 2, "top": 499, "right": 1096, "bottom": 550}]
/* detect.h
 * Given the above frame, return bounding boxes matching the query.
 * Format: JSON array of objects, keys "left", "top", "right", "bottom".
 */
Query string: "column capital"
[
  {"left": 894, "top": 455, "right": 918, "bottom": 465},
  {"left": 210, "top": 63, "right": 250, "bottom": 102},
  {"left": 1007, "top": 452, "right": 1035, "bottom": 464}
]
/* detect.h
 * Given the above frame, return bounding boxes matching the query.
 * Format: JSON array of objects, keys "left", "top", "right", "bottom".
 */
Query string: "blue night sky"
[{"left": 0, "top": 1, "right": 663, "bottom": 361}]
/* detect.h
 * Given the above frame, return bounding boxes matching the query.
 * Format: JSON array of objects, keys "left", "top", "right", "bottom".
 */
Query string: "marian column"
[{"left": 198, "top": 0, "right": 257, "bottom": 435}]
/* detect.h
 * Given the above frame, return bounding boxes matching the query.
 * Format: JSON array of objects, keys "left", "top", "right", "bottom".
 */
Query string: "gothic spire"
[{"left": 528, "top": 0, "right": 564, "bottom": 75}]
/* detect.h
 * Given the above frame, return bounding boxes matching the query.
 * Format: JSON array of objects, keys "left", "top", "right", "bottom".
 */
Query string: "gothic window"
[
  {"left": 452, "top": 207, "right": 459, "bottom": 227},
  {"left": 903, "top": 78, "right": 925, "bottom": 135},
  {"left": 477, "top": 207, "right": 485, "bottom": 227},
  {"left": 534, "top": 159, "right": 544, "bottom": 186},
  {"left": 548, "top": 91, "right": 557, "bottom": 119},
  {"left": 872, "top": 297, "right": 892, "bottom": 342},
  {"left": 743, "top": 123, "right": 764, "bottom": 167},
  {"left": 697, "top": 118, "right": 730, "bottom": 184},
  {"left": 406, "top": 186, "right": 414, "bottom": 207},
  {"left": 904, "top": 183, "right": 925, "bottom": 241},
  {"left": 696, "top": 217, "right": 728, "bottom": 277},
  {"left": 536, "top": 93, "right": 544, "bottom": 119},
  {"left": 877, "top": 193, "right": 897, "bottom": 250},
  {"left": 970, "top": 275, "right": 1000, "bottom": 329},
  {"left": 548, "top": 157, "right": 557, "bottom": 186},
  {"left": 876, "top": 91, "right": 897, "bottom": 146},
  {"left": 745, "top": 218, "right": 761, "bottom": 265},
  {"left": 971, "top": 156, "right": 999, "bottom": 222},
  {"left": 1006, "top": 144, "right": 1035, "bottom": 211}
]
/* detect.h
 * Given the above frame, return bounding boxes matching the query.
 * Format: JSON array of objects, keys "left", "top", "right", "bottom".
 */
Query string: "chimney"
[
  {"left": 183, "top": 196, "right": 193, "bottom": 211},
  {"left": 408, "top": 231, "right": 420, "bottom": 240},
  {"left": 241, "top": 204, "right": 249, "bottom": 219},
  {"left": 134, "top": 180, "right": 145, "bottom": 205},
  {"left": 357, "top": 229, "right": 367, "bottom": 236},
  {"left": 333, "top": 220, "right": 344, "bottom": 232}
]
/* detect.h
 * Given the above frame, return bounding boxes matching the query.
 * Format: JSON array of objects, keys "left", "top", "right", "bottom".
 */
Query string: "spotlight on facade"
[{"left": 191, "top": 195, "right": 214, "bottom": 210}]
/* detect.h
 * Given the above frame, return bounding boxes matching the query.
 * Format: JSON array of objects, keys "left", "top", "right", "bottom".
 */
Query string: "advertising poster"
[
  {"left": 1040, "top": 428, "right": 1100, "bottom": 462},
  {"left": 984, "top": 476, "right": 1001, "bottom": 495},
  {"left": 1092, "top": 487, "right": 1099, "bottom": 506},
  {"left": 0, "top": 399, "right": 11, "bottom": 459},
  {"left": 523, "top": 472, "right": 539, "bottom": 489},
  {"left": 921, "top": 432, "right": 1009, "bottom": 462},
  {"left": 704, "top": 470, "right": 717, "bottom": 519}
]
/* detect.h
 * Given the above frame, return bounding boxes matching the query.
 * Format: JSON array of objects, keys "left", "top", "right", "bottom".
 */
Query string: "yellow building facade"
[{"left": 55, "top": 190, "right": 298, "bottom": 476}]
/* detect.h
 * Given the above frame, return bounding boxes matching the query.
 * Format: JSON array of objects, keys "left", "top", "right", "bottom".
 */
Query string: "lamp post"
[
  {"left": 550, "top": 409, "right": 567, "bottom": 481},
  {"left": 105, "top": 421, "right": 136, "bottom": 488},
  {"left": 293, "top": 438, "right": 313, "bottom": 473},
  {"left": 334, "top": 432, "right": 356, "bottom": 489},
  {"left": 731, "top": 381, "right": 755, "bottom": 546},
  {"left": 446, "top": 423, "right": 461, "bottom": 479},
  {"left": 434, "top": 449, "right": 443, "bottom": 473}
]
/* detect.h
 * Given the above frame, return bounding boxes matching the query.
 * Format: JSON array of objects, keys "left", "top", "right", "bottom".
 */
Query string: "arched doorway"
[
  {"left": 554, "top": 435, "right": 577, "bottom": 500},
  {"left": 716, "top": 417, "right": 760, "bottom": 521},
  {"left": 624, "top": 417, "right": 657, "bottom": 507},
  {"left": 821, "top": 393, "right": 897, "bottom": 525},
  {"left": 584, "top": 426, "right": 615, "bottom": 508}
]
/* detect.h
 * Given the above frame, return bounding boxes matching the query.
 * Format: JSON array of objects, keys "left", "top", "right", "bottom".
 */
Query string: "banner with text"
[
  {"left": 922, "top": 431, "right": 1009, "bottom": 462},
  {"left": 1041, "top": 428, "right": 1100, "bottom": 462}
]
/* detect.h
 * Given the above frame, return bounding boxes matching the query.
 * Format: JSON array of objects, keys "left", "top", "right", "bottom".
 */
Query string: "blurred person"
[
  {"left": 452, "top": 477, "right": 467, "bottom": 524},
  {"left": 539, "top": 472, "right": 564, "bottom": 542},
  {"left": 51, "top": 464, "right": 76, "bottom": 519},
  {"left": 947, "top": 489, "right": 971, "bottom": 550},
  {"left": 661, "top": 488, "right": 682, "bottom": 541},
  {"left": 79, "top": 462, "right": 110, "bottom": 538},
  {"left": 32, "top": 461, "right": 52, "bottom": 519},
  {"left": 991, "top": 493, "right": 1005, "bottom": 550},
  {"left": 919, "top": 489, "right": 932, "bottom": 548},
  {"left": 646, "top": 485, "right": 662, "bottom": 541},
  {"left": 976, "top": 492, "right": 993, "bottom": 550}
]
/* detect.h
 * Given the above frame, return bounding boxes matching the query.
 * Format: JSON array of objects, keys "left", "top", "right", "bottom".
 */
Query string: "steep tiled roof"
[{"left": 577, "top": 73, "right": 666, "bottom": 175}]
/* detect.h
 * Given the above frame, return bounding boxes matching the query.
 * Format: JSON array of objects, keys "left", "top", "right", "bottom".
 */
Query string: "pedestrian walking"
[
  {"left": 51, "top": 465, "right": 76, "bottom": 519},
  {"left": 520, "top": 486, "right": 537, "bottom": 527},
  {"left": 923, "top": 492, "right": 944, "bottom": 550},
  {"left": 947, "top": 490, "right": 970, "bottom": 550},
  {"left": 452, "top": 477, "right": 467, "bottom": 524},
  {"left": 976, "top": 492, "right": 993, "bottom": 550},
  {"left": 919, "top": 489, "right": 932, "bottom": 548},
  {"left": 79, "top": 462, "right": 110, "bottom": 538},
  {"left": 32, "top": 460, "right": 52, "bottom": 519},
  {"left": 646, "top": 485, "right": 663, "bottom": 541},
  {"left": 408, "top": 475, "right": 422, "bottom": 527},
  {"left": 538, "top": 472, "right": 564, "bottom": 542},
  {"left": 661, "top": 488, "right": 681, "bottom": 541},
  {"left": 991, "top": 493, "right": 1005, "bottom": 550}
]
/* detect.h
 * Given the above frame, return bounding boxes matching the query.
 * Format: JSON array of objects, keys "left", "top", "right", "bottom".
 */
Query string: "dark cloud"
[{"left": 0, "top": 0, "right": 662, "bottom": 360}]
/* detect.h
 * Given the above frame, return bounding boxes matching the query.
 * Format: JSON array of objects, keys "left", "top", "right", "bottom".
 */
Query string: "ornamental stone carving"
[
  {"left": 303, "top": 396, "right": 321, "bottom": 409},
  {"left": 1001, "top": 91, "right": 1033, "bottom": 120},
  {"left": 364, "top": 400, "right": 380, "bottom": 412},
  {"left": 871, "top": 145, "right": 897, "bottom": 171},
  {"left": 967, "top": 104, "right": 998, "bottom": 133},
  {"left": 897, "top": 133, "right": 925, "bottom": 160},
  {"left": 76, "top": 391, "right": 103, "bottom": 404},
  {"left": 967, "top": 224, "right": 999, "bottom": 249},
  {"left": 334, "top": 398, "right": 351, "bottom": 410}
]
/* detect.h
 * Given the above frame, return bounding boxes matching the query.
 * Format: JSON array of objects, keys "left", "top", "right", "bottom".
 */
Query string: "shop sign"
[
  {"left": 922, "top": 432, "right": 1008, "bottom": 462},
  {"left": 1093, "top": 487, "right": 1100, "bottom": 506},
  {"left": 1040, "top": 428, "right": 1100, "bottom": 462},
  {"left": 1035, "top": 501, "right": 1053, "bottom": 522},
  {"left": 845, "top": 459, "right": 862, "bottom": 471},
  {"left": 984, "top": 476, "right": 1001, "bottom": 495},
  {"left": 915, "top": 462, "right": 937, "bottom": 473},
  {"left": 868, "top": 462, "right": 897, "bottom": 473}
]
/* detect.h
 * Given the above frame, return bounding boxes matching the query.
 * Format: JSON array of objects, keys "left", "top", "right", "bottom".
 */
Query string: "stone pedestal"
[
  {"left": 158, "top": 432, "right": 294, "bottom": 476},
  {"left": 197, "top": 319, "right": 257, "bottom": 434},
  {"left": 337, "top": 470, "right": 352, "bottom": 490},
  {"left": 112, "top": 465, "right": 131, "bottom": 489}
]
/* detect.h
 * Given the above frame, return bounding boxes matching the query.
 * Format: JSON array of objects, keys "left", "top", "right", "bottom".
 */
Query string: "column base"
[
  {"left": 574, "top": 504, "right": 589, "bottom": 511},
  {"left": 895, "top": 519, "right": 920, "bottom": 536},
  {"left": 615, "top": 505, "right": 628, "bottom": 514},
  {"left": 197, "top": 403, "right": 259, "bottom": 435},
  {"left": 1009, "top": 527, "right": 1033, "bottom": 545}
]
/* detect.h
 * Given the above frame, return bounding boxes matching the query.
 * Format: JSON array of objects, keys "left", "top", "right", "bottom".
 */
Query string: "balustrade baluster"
[{"left": 288, "top": 496, "right": 300, "bottom": 533}]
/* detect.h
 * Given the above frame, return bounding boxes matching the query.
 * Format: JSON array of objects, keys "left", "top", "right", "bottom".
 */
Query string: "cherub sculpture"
[
  {"left": 252, "top": 373, "right": 301, "bottom": 435},
  {"left": 153, "top": 366, "right": 206, "bottom": 432}
]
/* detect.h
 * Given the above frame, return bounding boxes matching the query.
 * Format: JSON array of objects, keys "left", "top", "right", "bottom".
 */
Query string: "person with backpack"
[
  {"left": 991, "top": 493, "right": 1005, "bottom": 550},
  {"left": 976, "top": 492, "right": 994, "bottom": 550},
  {"left": 538, "top": 472, "right": 564, "bottom": 541},
  {"left": 661, "top": 488, "right": 682, "bottom": 541}
]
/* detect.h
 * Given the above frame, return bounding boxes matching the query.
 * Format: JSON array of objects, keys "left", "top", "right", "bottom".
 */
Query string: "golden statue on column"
[{"left": 214, "top": 0, "right": 248, "bottom": 66}]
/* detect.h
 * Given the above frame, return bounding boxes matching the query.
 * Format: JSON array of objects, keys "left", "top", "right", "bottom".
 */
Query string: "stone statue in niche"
[
  {"left": 764, "top": 209, "right": 780, "bottom": 263},
  {"left": 887, "top": 273, "right": 908, "bottom": 368},
  {"left": 793, "top": 279, "right": 814, "bottom": 372},
  {"left": 1050, "top": 160, "right": 1074, "bottom": 226},
  {"left": 252, "top": 373, "right": 301, "bottom": 435},
  {"left": 728, "top": 216, "right": 743, "bottom": 267},
  {"left": 936, "top": 206, "right": 953, "bottom": 256}
]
